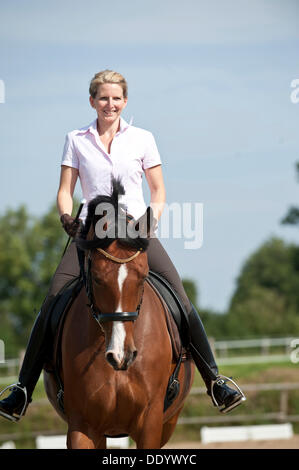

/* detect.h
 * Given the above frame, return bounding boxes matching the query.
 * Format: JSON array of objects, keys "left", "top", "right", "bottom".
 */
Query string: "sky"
[{"left": 0, "top": 0, "right": 299, "bottom": 313}]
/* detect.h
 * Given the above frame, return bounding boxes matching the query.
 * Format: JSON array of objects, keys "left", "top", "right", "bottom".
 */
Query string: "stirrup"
[
  {"left": 210, "top": 375, "right": 246, "bottom": 414},
  {"left": 0, "top": 383, "right": 28, "bottom": 423}
]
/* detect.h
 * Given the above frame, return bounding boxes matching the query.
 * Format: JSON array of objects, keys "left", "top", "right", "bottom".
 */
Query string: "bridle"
[{"left": 81, "top": 246, "right": 145, "bottom": 327}]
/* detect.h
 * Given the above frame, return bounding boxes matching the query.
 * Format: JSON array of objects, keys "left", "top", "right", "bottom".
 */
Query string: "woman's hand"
[{"left": 60, "top": 213, "right": 81, "bottom": 237}]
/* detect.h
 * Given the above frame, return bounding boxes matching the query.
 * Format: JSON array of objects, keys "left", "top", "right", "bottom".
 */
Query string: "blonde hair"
[{"left": 89, "top": 70, "right": 128, "bottom": 99}]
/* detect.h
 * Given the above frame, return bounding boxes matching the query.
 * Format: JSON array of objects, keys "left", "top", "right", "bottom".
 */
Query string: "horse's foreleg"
[
  {"left": 67, "top": 429, "right": 96, "bottom": 449},
  {"left": 135, "top": 404, "right": 164, "bottom": 449},
  {"left": 160, "top": 406, "right": 183, "bottom": 448}
]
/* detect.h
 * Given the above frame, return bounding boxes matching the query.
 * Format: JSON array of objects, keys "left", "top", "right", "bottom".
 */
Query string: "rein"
[
  {"left": 78, "top": 245, "right": 144, "bottom": 326},
  {"left": 96, "top": 247, "right": 142, "bottom": 263}
]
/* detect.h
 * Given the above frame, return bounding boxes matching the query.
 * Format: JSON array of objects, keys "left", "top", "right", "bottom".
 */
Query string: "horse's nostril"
[
  {"left": 106, "top": 349, "right": 137, "bottom": 371},
  {"left": 106, "top": 352, "right": 120, "bottom": 370}
]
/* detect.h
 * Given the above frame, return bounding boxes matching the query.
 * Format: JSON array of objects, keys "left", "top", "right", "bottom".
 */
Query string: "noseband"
[{"left": 80, "top": 246, "right": 144, "bottom": 327}]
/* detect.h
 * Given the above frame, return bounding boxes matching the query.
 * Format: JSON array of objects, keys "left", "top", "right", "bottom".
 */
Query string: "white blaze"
[{"left": 106, "top": 264, "right": 128, "bottom": 363}]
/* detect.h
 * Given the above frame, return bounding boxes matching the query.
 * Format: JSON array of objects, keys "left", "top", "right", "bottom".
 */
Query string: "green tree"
[
  {"left": 281, "top": 161, "right": 299, "bottom": 226},
  {"left": 182, "top": 278, "right": 198, "bottom": 308},
  {"left": 227, "top": 237, "right": 299, "bottom": 338},
  {"left": 0, "top": 203, "right": 73, "bottom": 354}
]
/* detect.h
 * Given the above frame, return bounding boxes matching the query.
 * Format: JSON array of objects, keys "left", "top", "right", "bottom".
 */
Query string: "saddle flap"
[{"left": 147, "top": 271, "right": 190, "bottom": 349}]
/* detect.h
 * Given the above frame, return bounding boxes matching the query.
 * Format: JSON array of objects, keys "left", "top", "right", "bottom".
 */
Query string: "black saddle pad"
[
  {"left": 147, "top": 271, "right": 190, "bottom": 347},
  {"left": 49, "top": 276, "right": 83, "bottom": 337}
]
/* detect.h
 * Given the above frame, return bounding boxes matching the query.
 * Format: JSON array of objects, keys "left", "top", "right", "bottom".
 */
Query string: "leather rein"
[{"left": 80, "top": 246, "right": 144, "bottom": 326}]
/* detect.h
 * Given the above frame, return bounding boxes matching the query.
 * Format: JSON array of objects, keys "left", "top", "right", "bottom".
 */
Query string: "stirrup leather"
[
  {"left": 211, "top": 375, "right": 246, "bottom": 414},
  {"left": 0, "top": 383, "right": 28, "bottom": 422}
]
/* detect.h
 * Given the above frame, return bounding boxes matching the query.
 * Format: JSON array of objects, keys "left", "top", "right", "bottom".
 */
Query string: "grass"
[{"left": 0, "top": 360, "right": 298, "bottom": 448}]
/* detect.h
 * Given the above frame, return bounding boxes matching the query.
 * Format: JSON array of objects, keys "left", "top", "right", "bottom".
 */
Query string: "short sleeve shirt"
[{"left": 61, "top": 117, "right": 162, "bottom": 222}]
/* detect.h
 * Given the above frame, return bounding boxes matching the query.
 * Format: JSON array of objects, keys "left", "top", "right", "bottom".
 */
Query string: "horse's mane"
[{"left": 76, "top": 178, "right": 150, "bottom": 252}]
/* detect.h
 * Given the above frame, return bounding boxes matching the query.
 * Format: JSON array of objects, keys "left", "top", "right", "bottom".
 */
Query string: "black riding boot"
[
  {"left": 188, "top": 304, "right": 245, "bottom": 413},
  {"left": 0, "top": 296, "right": 54, "bottom": 422}
]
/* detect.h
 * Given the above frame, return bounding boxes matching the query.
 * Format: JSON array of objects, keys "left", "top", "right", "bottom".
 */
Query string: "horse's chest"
[{"left": 98, "top": 377, "right": 148, "bottom": 416}]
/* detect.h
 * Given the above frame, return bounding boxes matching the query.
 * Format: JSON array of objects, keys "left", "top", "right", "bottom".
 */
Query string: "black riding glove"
[{"left": 60, "top": 214, "right": 81, "bottom": 237}]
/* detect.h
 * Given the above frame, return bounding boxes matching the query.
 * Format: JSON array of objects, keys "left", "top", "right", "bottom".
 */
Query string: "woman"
[{"left": 0, "top": 70, "right": 245, "bottom": 422}]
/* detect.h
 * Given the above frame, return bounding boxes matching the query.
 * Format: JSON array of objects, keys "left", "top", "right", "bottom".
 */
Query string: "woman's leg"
[
  {"left": 147, "top": 237, "right": 218, "bottom": 378},
  {"left": 19, "top": 241, "right": 80, "bottom": 395},
  {"left": 147, "top": 237, "right": 245, "bottom": 413},
  {"left": 0, "top": 241, "right": 80, "bottom": 420},
  {"left": 147, "top": 236, "right": 191, "bottom": 313}
]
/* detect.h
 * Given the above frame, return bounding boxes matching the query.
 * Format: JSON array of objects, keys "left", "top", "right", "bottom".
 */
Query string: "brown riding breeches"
[{"left": 46, "top": 237, "right": 191, "bottom": 313}]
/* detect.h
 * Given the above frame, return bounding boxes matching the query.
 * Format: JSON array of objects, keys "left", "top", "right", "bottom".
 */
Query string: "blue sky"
[{"left": 1, "top": 0, "right": 299, "bottom": 312}]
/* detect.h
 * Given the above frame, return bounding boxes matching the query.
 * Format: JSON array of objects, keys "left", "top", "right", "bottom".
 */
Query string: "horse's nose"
[
  {"left": 105, "top": 349, "right": 137, "bottom": 371},
  {"left": 106, "top": 351, "right": 121, "bottom": 370}
]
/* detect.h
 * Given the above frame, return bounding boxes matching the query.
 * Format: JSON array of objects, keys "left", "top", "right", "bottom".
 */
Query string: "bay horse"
[{"left": 44, "top": 181, "right": 194, "bottom": 449}]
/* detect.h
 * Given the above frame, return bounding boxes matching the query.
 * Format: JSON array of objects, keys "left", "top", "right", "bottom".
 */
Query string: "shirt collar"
[{"left": 77, "top": 116, "right": 132, "bottom": 136}]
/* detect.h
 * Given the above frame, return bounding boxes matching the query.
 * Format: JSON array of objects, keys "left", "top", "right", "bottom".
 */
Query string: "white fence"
[
  {"left": 0, "top": 336, "right": 298, "bottom": 447},
  {"left": 0, "top": 381, "right": 298, "bottom": 447},
  {"left": 1, "top": 336, "right": 297, "bottom": 384},
  {"left": 200, "top": 423, "right": 293, "bottom": 444},
  {"left": 212, "top": 336, "right": 298, "bottom": 365},
  {"left": 178, "top": 382, "right": 299, "bottom": 426}
]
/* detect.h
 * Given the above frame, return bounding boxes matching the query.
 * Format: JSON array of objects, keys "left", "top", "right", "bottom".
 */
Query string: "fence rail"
[
  {"left": 178, "top": 382, "right": 299, "bottom": 426},
  {"left": 1, "top": 336, "right": 297, "bottom": 378},
  {"left": 0, "top": 337, "right": 298, "bottom": 443},
  {"left": 214, "top": 337, "right": 296, "bottom": 351},
  {"left": 0, "top": 382, "right": 298, "bottom": 444}
]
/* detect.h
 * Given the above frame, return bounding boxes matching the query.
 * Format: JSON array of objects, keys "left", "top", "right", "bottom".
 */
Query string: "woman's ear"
[{"left": 89, "top": 96, "right": 95, "bottom": 108}]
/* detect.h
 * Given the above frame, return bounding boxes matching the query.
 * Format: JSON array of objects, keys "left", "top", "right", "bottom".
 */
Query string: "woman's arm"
[
  {"left": 144, "top": 164, "right": 166, "bottom": 222},
  {"left": 57, "top": 165, "right": 79, "bottom": 217}
]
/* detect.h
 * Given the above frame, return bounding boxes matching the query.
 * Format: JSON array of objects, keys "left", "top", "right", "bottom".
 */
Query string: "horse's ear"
[{"left": 133, "top": 206, "right": 156, "bottom": 238}]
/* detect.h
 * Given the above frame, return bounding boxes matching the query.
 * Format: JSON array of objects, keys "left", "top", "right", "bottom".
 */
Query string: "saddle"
[{"left": 45, "top": 271, "right": 191, "bottom": 413}]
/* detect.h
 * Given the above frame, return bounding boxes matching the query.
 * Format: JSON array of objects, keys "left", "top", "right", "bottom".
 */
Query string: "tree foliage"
[
  {"left": 226, "top": 238, "right": 299, "bottom": 338},
  {"left": 0, "top": 203, "right": 70, "bottom": 355},
  {"left": 281, "top": 161, "right": 299, "bottom": 226}
]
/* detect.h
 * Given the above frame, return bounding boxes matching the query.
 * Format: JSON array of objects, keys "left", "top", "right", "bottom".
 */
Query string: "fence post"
[{"left": 279, "top": 390, "right": 289, "bottom": 422}]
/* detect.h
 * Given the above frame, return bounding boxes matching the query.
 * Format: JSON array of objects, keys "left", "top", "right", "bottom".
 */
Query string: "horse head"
[{"left": 76, "top": 178, "right": 155, "bottom": 371}]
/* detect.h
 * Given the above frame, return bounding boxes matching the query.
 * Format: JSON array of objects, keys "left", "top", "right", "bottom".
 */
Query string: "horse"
[{"left": 44, "top": 181, "right": 194, "bottom": 449}]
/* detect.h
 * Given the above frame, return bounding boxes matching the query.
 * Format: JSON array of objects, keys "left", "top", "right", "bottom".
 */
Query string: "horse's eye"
[{"left": 93, "top": 277, "right": 103, "bottom": 286}]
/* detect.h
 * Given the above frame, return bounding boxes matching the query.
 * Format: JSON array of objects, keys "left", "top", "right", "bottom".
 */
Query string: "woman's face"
[{"left": 90, "top": 83, "right": 127, "bottom": 125}]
